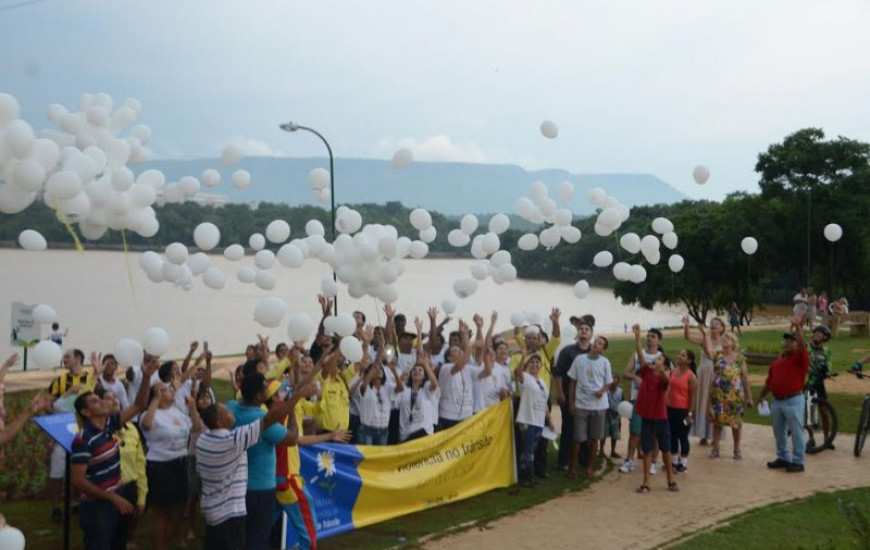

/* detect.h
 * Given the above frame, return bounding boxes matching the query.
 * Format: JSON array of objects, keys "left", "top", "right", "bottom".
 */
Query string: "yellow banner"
[{"left": 352, "top": 399, "right": 516, "bottom": 528}]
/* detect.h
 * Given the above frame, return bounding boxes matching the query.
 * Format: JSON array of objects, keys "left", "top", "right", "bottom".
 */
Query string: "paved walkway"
[{"left": 424, "top": 423, "right": 869, "bottom": 549}]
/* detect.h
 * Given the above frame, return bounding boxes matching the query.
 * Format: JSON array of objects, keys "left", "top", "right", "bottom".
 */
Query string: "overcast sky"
[{"left": 2, "top": 0, "right": 869, "bottom": 201}]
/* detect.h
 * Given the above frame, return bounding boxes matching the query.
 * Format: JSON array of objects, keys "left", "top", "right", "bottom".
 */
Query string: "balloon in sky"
[
  {"left": 392, "top": 148, "right": 414, "bottom": 169},
  {"left": 740, "top": 236, "right": 758, "bottom": 255},
  {"left": 540, "top": 120, "right": 559, "bottom": 139},
  {"left": 693, "top": 165, "right": 710, "bottom": 185},
  {"left": 823, "top": 223, "right": 843, "bottom": 242},
  {"left": 18, "top": 229, "right": 47, "bottom": 251}
]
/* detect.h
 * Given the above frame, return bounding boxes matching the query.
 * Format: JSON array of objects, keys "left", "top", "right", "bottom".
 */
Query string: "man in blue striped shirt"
[{"left": 196, "top": 381, "right": 313, "bottom": 550}]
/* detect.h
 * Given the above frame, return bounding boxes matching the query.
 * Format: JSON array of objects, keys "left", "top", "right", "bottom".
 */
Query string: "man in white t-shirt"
[
  {"left": 567, "top": 335, "right": 612, "bottom": 480},
  {"left": 437, "top": 322, "right": 481, "bottom": 429}
]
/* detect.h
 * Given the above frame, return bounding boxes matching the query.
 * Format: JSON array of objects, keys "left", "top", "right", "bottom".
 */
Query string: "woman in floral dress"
[{"left": 707, "top": 333, "right": 752, "bottom": 459}]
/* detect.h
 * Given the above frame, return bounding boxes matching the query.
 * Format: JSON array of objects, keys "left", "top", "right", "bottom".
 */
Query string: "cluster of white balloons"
[
  {"left": 588, "top": 187, "right": 631, "bottom": 238},
  {"left": 444, "top": 213, "right": 519, "bottom": 298},
  {"left": 515, "top": 181, "right": 581, "bottom": 250},
  {"left": 307, "top": 167, "right": 331, "bottom": 203},
  {"left": 0, "top": 92, "right": 164, "bottom": 240}
]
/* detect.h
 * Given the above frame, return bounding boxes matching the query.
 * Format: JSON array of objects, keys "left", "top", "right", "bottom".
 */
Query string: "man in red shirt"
[{"left": 757, "top": 315, "right": 809, "bottom": 473}]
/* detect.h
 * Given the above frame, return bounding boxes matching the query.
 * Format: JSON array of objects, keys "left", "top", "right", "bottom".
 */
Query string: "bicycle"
[
  {"left": 804, "top": 373, "right": 839, "bottom": 455},
  {"left": 849, "top": 370, "right": 870, "bottom": 457}
]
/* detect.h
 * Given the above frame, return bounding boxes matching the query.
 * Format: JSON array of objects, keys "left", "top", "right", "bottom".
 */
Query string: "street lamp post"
[{"left": 280, "top": 122, "right": 338, "bottom": 314}]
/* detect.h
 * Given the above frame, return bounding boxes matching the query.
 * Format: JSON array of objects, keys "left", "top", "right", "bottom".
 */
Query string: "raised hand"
[
  {"left": 632, "top": 323, "right": 641, "bottom": 337},
  {"left": 362, "top": 324, "right": 375, "bottom": 344},
  {"left": 89, "top": 352, "right": 103, "bottom": 375},
  {"left": 550, "top": 308, "right": 561, "bottom": 323},
  {"left": 189, "top": 341, "right": 200, "bottom": 354},
  {"left": 414, "top": 316, "right": 423, "bottom": 333},
  {"left": 473, "top": 314, "right": 484, "bottom": 328},
  {"left": 427, "top": 307, "right": 438, "bottom": 321},
  {"left": 491, "top": 310, "right": 498, "bottom": 324},
  {"left": 384, "top": 303, "right": 396, "bottom": 319},
  {"left": 142, "top": 354, "right": 160, "bottom": 378},
  {"left": 1, "top": 353, "right": 18, "bottom": 371},
  {"left": 681, "top": 315, "right": 690, "bottom": 327}
]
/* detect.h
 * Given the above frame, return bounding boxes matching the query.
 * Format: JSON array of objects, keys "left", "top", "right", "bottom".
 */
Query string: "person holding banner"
[
  {"left": 70, "top": 355, "right": 158, "bottom": 550},
  {"left": 516, "top": 345, "right": 552, "bottom": 487}
]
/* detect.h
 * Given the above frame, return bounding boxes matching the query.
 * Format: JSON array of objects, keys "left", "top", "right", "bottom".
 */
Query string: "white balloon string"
[{"left": 121, "top": 230, "right": 138, "bottom": 305}]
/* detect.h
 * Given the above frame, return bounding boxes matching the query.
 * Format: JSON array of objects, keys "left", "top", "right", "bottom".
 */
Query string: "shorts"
[
  {"left": 606, "top": 412, "right": 621, "bottom": 440},
  {"left": 147, "top": 457, "right": 189, "bottom": 508},
  {"left": 629, "top": 408, "right": 642, "bottom": 436},
  {"left": 50, "top": 443, "right": 66, "bottom": 479},
  {"left": 573, "top": 409, "right": 606, "bottom": 442},
  {"left": 640, "top": 418, "right": 671, "bottom": 454},
  {"left": 809, "top": 383, "right": 827, "bottom": 401}
]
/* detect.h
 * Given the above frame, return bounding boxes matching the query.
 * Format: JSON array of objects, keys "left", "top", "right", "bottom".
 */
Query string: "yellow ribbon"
[{"left": 53, "top": 206, "right": 85, "bottom": 252}]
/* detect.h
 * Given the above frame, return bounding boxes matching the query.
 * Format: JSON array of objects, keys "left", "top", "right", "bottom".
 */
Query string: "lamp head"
[{"left": 279, "top": 122, "right": 299, "bottom": 132}]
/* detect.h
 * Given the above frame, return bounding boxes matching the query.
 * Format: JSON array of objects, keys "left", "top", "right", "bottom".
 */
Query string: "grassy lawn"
[{"left": 668, "top": 487, "right": 870, "bottom": 550}]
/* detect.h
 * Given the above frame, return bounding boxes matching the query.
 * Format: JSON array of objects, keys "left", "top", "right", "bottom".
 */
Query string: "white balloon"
[
  {"left": 114, "top": 338, "right": 144, "bottom": 366},
  {"left": 587, "top": 187, "right": 607, "bottom": 206},
  {"left": 471, "top": 261, "right": 490, "bottom": 281},
  {"left": 561, "top": 226, "right": 582, "bottom": 244},
  {"left": 498, "top": 263, "right": 517, "bottom": 282},
  {"left": 253, "top": 297, "right": 286, "bottom": 328},
  {"left": 453, "top": 277, "right": 479, "bottom": 299},
  {"left": 136, "top": 217, "right": 159, "bottom": 238},
  {"left": 306, "top": 234, "right": 327, "bottom": 257},
  {"left": 668, "top": 254, "right": 685, "bottom": 273},
  {"left": 308, "top": 168, "right": 330, "bottom": 190},
  {"left": 0, "top": 525, "right": 26, "bottom": 550},
  {"left": 249, "top": 233, "right": 266, "bottom": 251},
  {"left": 287, "top": 312, "right": 315, "bottom": 342},
  {"left": 645, "top": 249, "right": 661, "bottom": 265},
  {"left": 201, "top": 168, "right": 221, "bottom": 187},
  {"left": 0, "top": 92, "right": 20, "bottom": 125},
  {"left": 139, "top": 250, "right": 162, "bottom": 272},
  {"left": 334, "top": 313, "right": 357, "bottom": 338},
  {"left": 202, "top": 267, "right": 226, "bottom": 290},
  {"left": 419, "top": 226, "right": 437, "bottom": 244},
  {"left": 392, "top": 148, "right": 414, "bottom": 169},
  {"left": 693, "top": 165, "right": 710, "bottom": 185},
  {"left": 237, "top": 266, "right": 256, "bottom": 283},
  {"left": 136, "top": 169, "right": 165, "bottom": 190},
  {"left": 305, "top": 219, "right": 325, "bottom": 237},
  {"left": 4, "top": 119, "right": 34, "bottom": 158},
  {"left": 447, "top": 229, "right": 470, "bottom": 247},
  {"left": 128, "top": 183, "right": 156, "bottom": 208},
  {"left": 441, "top": 299, "right": 457, "bottom": 314},
  {"left": 507, "top": 235, "right": 535, "bottom": 256},
  {"left": 619, "top": 233, "right": 641, "bottom": 254},
  {"left": 823, "top": 223, "right": 843, "bottom": 242},
  {"left": 553, "top": 208, "right": 573, "bottom": 227},
  {"left": 629, "top": 265, "right": 647, "bottom": 284},
  {"left": 336, "top": 210, "right": 362, "bottom": 234},
  {"left": 530, "top": 181, "right": 549, "bottom": 203},
  {"left": 32, "top": 304, "right": 57, "bottom": 324},
  {"left": 321, "top": 276, "right": 338, "bottom": 298},
  {"left": 165, "top": 242, "right": 189, "bottom": 265},
  {"left": 617, "top": 401, "right": 634, "bottom": 420},
  {"left": 46, "top": 170, "right": 82, "bottom": 200},
  {"left": 231, "top": 170, "right": 251, "bottom": 189},
  {"left": 557, "top": 180, "right": 575, "bottom": 203},
  {"left": 255, "top": 270, "right": 276, "bottom": 290},
  {"left": 481, "top": 232, "right": 500, "bottom": 255},
  {"left": 640, "top": 235, "right": 660, "bottom": 256},
  {"left": 409, "top": 208, "right": 432, "bottom": 231},
  {"left": 11, "top": 160, "right": 45, "bottom": 192},
  {"left": 598, "top": 208, "right": 621, "bottom": 229},
  {"left": 509, "top": 311, "right": 526, "bottom": 327},
  {"left": 254, "top": 249, "right": 276, "bottom": 270},
  {"left": 651, "top": 217, "right": 674, "bottom": 235},
  {"left": 460, "top": 214, "right": 479, "bottom": 235},
  {"left": 277, "top": 243, "right": 305, "bottom": 268},
  {"left": 339, "top": 336, "right": 364, "bottom": 362},
  {"left": 539, "top": 197, "right": 557, "bottom": 218},
  {"left": 540, "top": 120, "right": 559, "bottom": 139},
  {"left": 613, "top": 262, "right": 631, "bottom": 281},
  {"left": 265, "top": 219, "right": 291, "bottom": 243},
  {"left": 221, "top": 144, "right": 243, "bottom": 166},
  {"left": 409, "top": 240, "right": 429, "bottom": 259},
  {"left": 573, "top": 279, "right": 590, "bottom": 299},
  {"left": 593, "top": 251, "right": 613, "bottom": 267},
  {"left": 142, "top": 327, "right": 170, "bottom": 355},
  {"left": 490, "top": 249, "right": 512, "bottom": 267},
  {"left": 515, "top": 197, "right": 536, "bottom": 220},
  {"left": 539, "top": 227, "right": 561, "bottom": 248},
  {"left": 741, "top": 236, "right": 758, "bottom": 255},
  {"left": 223, "top": 244, "right": 245, "bottom": 261},
  {"left": 187, "top": 252, "right": 210, "bottom": 276},
  {"left": 30, "top": 138, "right": 61, "bottom": 171},
  {"left": 32, "top": 340, "right": 63, "bottom": 368},
  {"left": 178, "top": 176, "right": 200, "bottom": 196},
  {"left": 662, "top": 232, "right": 679, "bottom": 250},
  {"left": 193, "top": 222, "right": 221, "bottom": 251},
  {"left": 18, "top": 229, "right": 47, "bottom": 251},
  {"left": 488, "top": 213, "right": 510, "bottom": 234}
]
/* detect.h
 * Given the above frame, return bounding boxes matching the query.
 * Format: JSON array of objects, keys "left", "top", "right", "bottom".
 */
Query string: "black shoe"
[
  {"left": 785, "top": 463, "right": 805, "bottom": 473},
  {"left": 767, "top": 458, "right": 790, "bottom": 469},
  {"left": 50, "top": 508, "right": 62, "bottom": 523}
]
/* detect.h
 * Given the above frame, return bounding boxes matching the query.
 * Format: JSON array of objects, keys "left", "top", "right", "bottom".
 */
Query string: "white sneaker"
[
  {"left": 650, "top": 463, "right": 658, "bottom": 475},
  {"left": 619, "top": 459, "right": 635, "bottom": 473}
]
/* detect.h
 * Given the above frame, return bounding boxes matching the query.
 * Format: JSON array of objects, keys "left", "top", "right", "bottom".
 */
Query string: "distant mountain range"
[{"left": 142, "top": 157, "right": 687, "bottom": 216}]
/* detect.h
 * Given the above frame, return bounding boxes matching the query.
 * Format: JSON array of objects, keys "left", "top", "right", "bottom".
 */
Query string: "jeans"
[
  {"left": 771, "top": 393, "right": 805, "bottom": 465},
  {"left": 518, "top": 423, "right": 543, "bottom": 472},
  {"left": 359, "top": 424, "right": 389, "bottom": 446},
  {"left": 245, "top": 490, "right": 277, "bottom": 550},
  {"left": 79, "top": 498, "right": 124, "bottom": 550}
]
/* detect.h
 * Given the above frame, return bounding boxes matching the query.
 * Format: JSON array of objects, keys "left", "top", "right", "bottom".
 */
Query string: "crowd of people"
[{"left": 0, "top": 296, "right": 835, "bottom": 550}]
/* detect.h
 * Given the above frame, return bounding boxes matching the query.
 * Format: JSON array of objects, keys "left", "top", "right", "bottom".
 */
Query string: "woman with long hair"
[{"left": 667, "top": 350, "right": 698, "bottom": 473}]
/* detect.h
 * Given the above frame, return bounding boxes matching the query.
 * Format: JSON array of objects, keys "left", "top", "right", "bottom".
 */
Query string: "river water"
[{"left": 0, "top": 249, "right": 688, "bottom": 365}]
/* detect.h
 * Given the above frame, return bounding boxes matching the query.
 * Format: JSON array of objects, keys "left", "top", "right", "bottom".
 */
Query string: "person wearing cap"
[
  {"left": 553, "top": 315, "right": 594, "bottom": 471},
  {"left": 757, "top": 314, "right": 810, "bottom": 473},
  {"left": 226, "top": 373, "right": 303, "bottom": 549}
]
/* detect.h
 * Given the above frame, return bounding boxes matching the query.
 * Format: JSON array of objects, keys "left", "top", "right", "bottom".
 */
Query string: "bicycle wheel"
[
  {"left": 805, "top": 398, "right": 838, "bottom": 454},
  {"left": 854, "top": 397, "right": 870, "bottom": 457}
]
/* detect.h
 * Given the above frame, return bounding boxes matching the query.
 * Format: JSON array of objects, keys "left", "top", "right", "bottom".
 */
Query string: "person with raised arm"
[
  {"left": 682, "top": 315, "right": 722, "bottom": 446},
  {"left": 566, "top": 334, "right": 612, "bottom": 480},
  {"left": 757, "top": 314, "right": 811, "bottom": 473},
  {"left": 631, "top": 324, "right": 678, "bottom": 494},
  {"left": 474, "top": 311, "right": 511, "bottom": 413},
  {"left": 0, "top": 354, "right": 49, "bottom": 447},
  {"left": 620, "top": 327, "right": 665, "bottom": 474},
  {"left": 70, "top": 355, "right": 158, "bottom": 550},
  {"left": 515, "top": 340, "right": 552, "bottom": 487},
  {"left": 707, "top": 332, "right": 752, "bottom": 460},
  {"left": 398, "top": 319, "right": 441, "bottom": 441},
  {"left": 310, "top": 294, "right": 336, "bottom": 363},
  {"left": 437, "top": 320, "right": 480, "bottom": 430}
]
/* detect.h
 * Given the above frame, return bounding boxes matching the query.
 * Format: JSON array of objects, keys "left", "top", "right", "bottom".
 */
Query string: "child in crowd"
[{"left": 603, "top": 374, "right": 623, "bottom": 459}]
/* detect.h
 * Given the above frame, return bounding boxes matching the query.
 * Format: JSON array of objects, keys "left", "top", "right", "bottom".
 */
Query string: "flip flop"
[
  {"left": 636, "top": 485, "right": 651, "bottom": 494},
  {"left": 668, "top": 482, "right": 679, "bottom": 492}
]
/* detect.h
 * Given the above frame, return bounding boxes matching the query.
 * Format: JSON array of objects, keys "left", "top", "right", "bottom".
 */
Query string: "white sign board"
[{"left": 11, "top": 302, "right": 41, "bottom": 347}]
